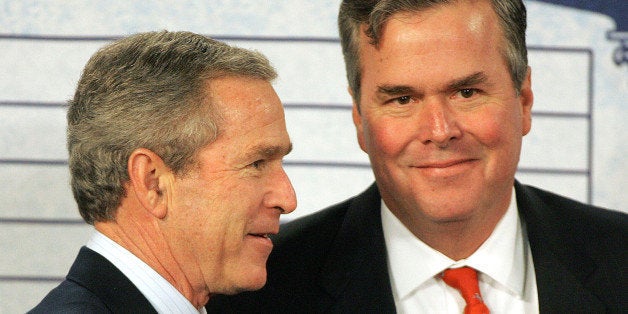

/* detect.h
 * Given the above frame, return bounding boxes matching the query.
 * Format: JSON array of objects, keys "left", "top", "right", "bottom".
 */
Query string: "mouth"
[
  {"left": 247, "top": 224, "right": 280, "bottom": 243},
  {"left": 247, "top": 227, "right": 279, "bottom": 239},
  {"left": 248, "top": 233, "right": 271, "bottom": 238},
  {"left": 416, "top": 158, "right": 475, "bottom": 168},
  {"left": 410, "top": 158, "right": 478, "bottom": 178},
  {"left": 246, "top": 231, "right": 275, "bottom": 252}
]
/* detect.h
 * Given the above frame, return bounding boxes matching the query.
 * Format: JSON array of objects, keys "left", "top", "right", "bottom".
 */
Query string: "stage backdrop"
[{"left": 1, "top": 0, "right": 626, "bottom": 312}]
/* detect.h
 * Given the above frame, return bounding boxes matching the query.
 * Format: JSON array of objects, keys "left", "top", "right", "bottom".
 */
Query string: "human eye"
[
  {"left": 455, "top": 88, "right": 479, "bottom": 99},
  {"left": 250, "top": 159, "right": 265, "bottom": 170},
  {"left": 388, "top": 95, "right": 413, "bottom": 105}
]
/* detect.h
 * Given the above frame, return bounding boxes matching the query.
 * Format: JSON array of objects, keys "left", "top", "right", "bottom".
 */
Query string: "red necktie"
[{"left": 442, "top": 267, "right": 490, "bottom": 314}]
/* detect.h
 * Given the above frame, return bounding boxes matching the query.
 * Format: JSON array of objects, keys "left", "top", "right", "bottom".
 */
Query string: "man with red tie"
[{"left": 207, "top": 0, "right": 627, "bottom": 312}]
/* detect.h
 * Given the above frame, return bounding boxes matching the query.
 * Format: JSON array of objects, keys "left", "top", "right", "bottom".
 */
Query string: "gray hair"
[
  {"left": 338, "top": 0, "right": 528, "bottom": 106},
  {"left": 68, "top": 31, "right": 277, "bottom": 224}
]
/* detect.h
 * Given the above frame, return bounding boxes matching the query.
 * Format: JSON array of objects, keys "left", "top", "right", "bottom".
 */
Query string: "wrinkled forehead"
[{"left": 206, "top": 77, "right": 284, "bottom": 133}]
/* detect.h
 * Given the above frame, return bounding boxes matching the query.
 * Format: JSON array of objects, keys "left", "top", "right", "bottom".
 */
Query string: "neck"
[
  {"left": 95, "top": 206, "right": 210, "bottom": 308},
  {"left": 414, "top": 215, "right": 503, "bottom": 260},
  {"left": 389, "top": 195, "right": 511, "bottom": 261}
]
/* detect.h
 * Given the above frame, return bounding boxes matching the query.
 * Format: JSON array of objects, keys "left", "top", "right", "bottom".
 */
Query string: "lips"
[
  {"left": 246, "top": 230, "right": 275, "bottom": 254},
  {"left": 415, "top": 158, "right": 475, "bottom": 168},
  {"left": 247, "top": 226, "right": 279, "bottom": 239},
  {"left": 248, "top": 233, "right": 271, "bottom": 238}
]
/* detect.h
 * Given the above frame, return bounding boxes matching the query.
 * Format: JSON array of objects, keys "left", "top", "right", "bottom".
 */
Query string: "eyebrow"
[
  {"left": 375, "top": 71, "right": 489, "bottom": 99},
  {"left": 248, "top": 142, "right": 293, "bottom": 160},
  {"left": 444, "top": 72, "right": 488, "bottom": 92},
  {"left": 377, "top": 85, "right": 417, "bottom": 96},
  {"left": 375, "top": 85, "right": 420, "bottom": 103}
]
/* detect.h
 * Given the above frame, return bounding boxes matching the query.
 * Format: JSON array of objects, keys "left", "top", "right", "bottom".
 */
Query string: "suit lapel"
[
  {"left": 312, "top": 181, "right": 609, "bottom": 312},
  {"left": 318, "top": 184, "right": 397, "bottom": 313},
  {"left": 314, "top": 181, "right": 609, "bottom": 312},
  {"left": 515, "top": 182, "right": 605, "bottom": 312},
  {"left": 67, "top": 247, "right": 157, "bottom": 313}
]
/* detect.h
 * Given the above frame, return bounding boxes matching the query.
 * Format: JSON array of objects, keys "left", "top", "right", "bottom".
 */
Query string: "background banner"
[{"left": 1, "top": 1, "right": 625, "bottom": 311}]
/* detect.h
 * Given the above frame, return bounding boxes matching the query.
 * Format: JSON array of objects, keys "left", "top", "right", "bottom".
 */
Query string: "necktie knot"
[{"left": 442, "top": 267, "right": 490, "bottom": 314}]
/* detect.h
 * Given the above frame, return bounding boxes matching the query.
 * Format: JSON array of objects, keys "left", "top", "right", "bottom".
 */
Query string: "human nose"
[
  {"left": 417, "top": 98, "right": 461, "bottom": 148},
  {"left": 265, "top": 166, "right": 297, "bottom": 214}
]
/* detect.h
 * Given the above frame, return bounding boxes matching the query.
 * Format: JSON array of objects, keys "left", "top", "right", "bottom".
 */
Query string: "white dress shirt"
[
  {"left": 382, "top": 188, "right": 539, "bottom": 313},
  {"left": 86, "top": 231, "right": 207, "bottom": 314}
]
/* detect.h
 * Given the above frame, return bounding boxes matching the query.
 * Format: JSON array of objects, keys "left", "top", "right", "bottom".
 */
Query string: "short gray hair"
[{"left": 68, "top": 31, "right": 277, "bottom": 224}]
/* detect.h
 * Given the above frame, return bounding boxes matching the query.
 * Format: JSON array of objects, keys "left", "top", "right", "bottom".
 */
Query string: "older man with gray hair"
[
  {"left": 31, "top": 30, "right": 296, "bottom": 313},
  {"left": 207, "top": 1, "right": 626, "bottom": 313}
]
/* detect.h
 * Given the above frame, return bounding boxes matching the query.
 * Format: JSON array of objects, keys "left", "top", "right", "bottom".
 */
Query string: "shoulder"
[
  {"left": 31, "top": 246, "right": 157, "bottom": 314},
  {"left": 517, "top": 183, "right": 626, "bottom": 230},
  {"left": 517, "top": 183, "right": 627, "bottom": 311},
  {"left": 29, "top": 279, "right": 110, "bottom": 314},
  {"left": 517, "top": 182, "right": 626, "bottom": 256}
]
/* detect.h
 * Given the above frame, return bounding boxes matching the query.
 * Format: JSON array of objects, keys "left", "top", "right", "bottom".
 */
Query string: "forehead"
[
  {"left": 207, "top": 76, "right": 283, "bottom": 129},
  {"left": 203, "top": 76, "right": 289, "bottom": 157},
  {"left": 373, "top": 1, "right": 499, "bottom": 47},
  {"left": 357, "top": 1, "right": 505, "bottom": 86}
]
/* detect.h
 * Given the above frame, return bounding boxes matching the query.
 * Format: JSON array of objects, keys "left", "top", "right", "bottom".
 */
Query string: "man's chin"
[{"left": 222, "top": 271, "right": 268, "bottom": 295}]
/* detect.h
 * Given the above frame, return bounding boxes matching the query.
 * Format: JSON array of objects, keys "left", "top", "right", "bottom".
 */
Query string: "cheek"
[
  {"left": 171, "top": 179, "right": 236, "bottom": 240},
  {"left": 466, "top": 107, "right": 522, "bottom": 148},
  {"left": 465, "top": 109, "right": 524, "bottom": 178},
  {"left": 363, "top": 118, "right": 409, "bottom": 157}
]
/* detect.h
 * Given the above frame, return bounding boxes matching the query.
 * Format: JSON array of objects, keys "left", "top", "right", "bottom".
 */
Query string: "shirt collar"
[
  {"left": 382, "top": 187, "right": 526, "bottom": 300},
  {"left": 467, "top": 188, "right": 526, "bottom": 297},
  {"left": 86, "top": 231, "right": 206, "bottom": 314}
]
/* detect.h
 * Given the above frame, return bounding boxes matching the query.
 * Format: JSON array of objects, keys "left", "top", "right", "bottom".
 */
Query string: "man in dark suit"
[
  {"left": 207, "top": 0, "right": 627, "bottom": 313},
  {"left": 30, "top": 31, "right": 297, "bottom": 313}
]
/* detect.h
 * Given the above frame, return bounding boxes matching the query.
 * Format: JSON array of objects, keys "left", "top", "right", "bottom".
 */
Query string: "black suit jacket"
[
  {"left": 207, "top": 182, "right": 627, "bottom": 313},
  {"left": 29, "top": 246, "right": 157, "bottom": 313}
]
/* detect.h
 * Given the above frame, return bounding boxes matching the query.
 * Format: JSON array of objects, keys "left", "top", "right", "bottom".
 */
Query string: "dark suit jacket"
[
  {"left": 207, "top": 182, "right": 627, "bottom": 313},
  {"left": 29, "top": 246, "right": 157, "bottom": 314}
]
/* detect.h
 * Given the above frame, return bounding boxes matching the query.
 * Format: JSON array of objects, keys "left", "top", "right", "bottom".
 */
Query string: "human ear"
[
  {"left": 127, "top": 148, "right": 169, "bottom": 219},
  {"left": 520, "top": 67, "right": 534, "bottom": 136},
  {"left": 349, "top": 87, "right": 367, "bottom": 153}
]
